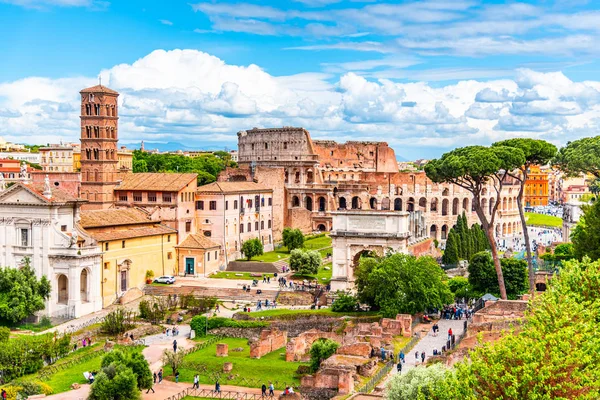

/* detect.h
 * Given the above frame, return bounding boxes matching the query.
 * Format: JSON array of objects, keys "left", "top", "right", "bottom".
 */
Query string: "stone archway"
[
  {"left": 351, "top": 196, "right": 361, "bottom": 210},
  {"left": 80, "top": 269, "right": 89, "bottom": 302},
  {"left": 381, "top": 197, "right": 390, "bottom": 210},
  {"left": 339, "top": 197, "right": 347, "bottom": 209},
  {"left": 58, "top": 274, "right": 68, "bottom": 304},
  {"left": 317, "top": 224, "right": 327, "bottom": 232},
  {"left": 292, "top": 196, "right": 300, "bottom": 207},
  {"left": 394, "top": 198, "right": 402, "bottom": 211},
  {"left": 369, "top": 197, "right": 377, "bottom": 209},
  {"left": 318, "top": 196, "right": 326, "bottom": 212},
  {"left": 305, "top": 196, "right": 313, "bottom": 211},
  {"left": 536, "top": 282, "right": 547, "bottom": 291},
  {"left": 430, "top": 225, "right": 438, "bottom": 240},
  {"left": 351, "top": 246, "right": 383, "bottom": 269}
]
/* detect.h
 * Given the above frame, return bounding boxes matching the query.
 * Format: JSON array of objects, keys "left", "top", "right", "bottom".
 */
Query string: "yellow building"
[
  {"left": 73, "top": 149, "right": 81, "bottom": 171},
  {"left": 80, "top": 208, "right": 177, "bottom": 307},
  {"left": 524, "top": 165, "right": 549, "bottom": 206},
  {"left": 118, "top": 147, "right": 133, "bottom": 172},
  {"left": 40, "top": 144, "right": 74, "bottom": 172},
  {"left": 175, "top": 233, "right": 221, "bottom": 277}
]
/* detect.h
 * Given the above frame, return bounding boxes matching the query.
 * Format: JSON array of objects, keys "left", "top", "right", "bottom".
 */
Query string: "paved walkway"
[{"left": 389, "top": 318, "right": 466, "bottom": 377}]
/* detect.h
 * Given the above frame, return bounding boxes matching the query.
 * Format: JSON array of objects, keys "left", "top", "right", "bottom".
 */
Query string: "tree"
[
  {"left": 354, "top": 257, "right": 379, "bottom": 307},
  {"left": 282, "top": 228, "right": 304, "bottom": 251},
  {"left": 100, "top": 350, "right": 152, "bottom": 391},
  {"left": 289, "top": 249, "right": 321, "bottom": 275},
  {"left": 553, "top": 135, "right": 600, "bottom": 179},
  {"left": 331, "top": 292, "right": 358, "bottom": 312},
  {"left": 241, "top": 238, "right": 263, "bottom": 261},
  {"left": 447, "top": 276, "right": 471, "bottom": 300},
  {"left": 357, "top": 253, "right": 453, "bottom": 317},
  {"left": 0, "top": 257, "right": 51, "bottom": 323},
  {"left": 425, "top": 145, "right": 526, "bottom": 299},
  {"left": 88, "top": 362, "right": 140, "bottom": 400},
  {"left": 571, "top": 200, "right": 600, "bottom": 261},
  {"left": 443, "top": 258, "right": 600, "bottom": 399},
  {"left": 309, "top": 339, "right": 339, "bottom": 372},
  {"left": 468, "top": 252, "right": 527, "bottom": 299},
  {"left": 442, "top": 231, "right": 459, "bottom": 265},
  {"left": 386, "top": 364, "right": 450, "bottom": 400},
  {"left": 161, "top": 349, "right": 186, "bottom": 376},
  {"left": 493, "top": 138, "right": 557, "bottom": 295}
]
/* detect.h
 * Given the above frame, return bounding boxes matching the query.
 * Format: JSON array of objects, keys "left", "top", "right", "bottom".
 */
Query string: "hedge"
[{"left": 190, "top": 316, "right": 269, "bottom": 336}]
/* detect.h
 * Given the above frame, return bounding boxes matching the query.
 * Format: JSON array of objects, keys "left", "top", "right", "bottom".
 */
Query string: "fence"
[
  {"left": 164, "top": 388, "right": 282, "bottom": 400},
  {"left": 38, "top": 347, "right": 105, "bottom": 381},
  {"left": 357, "top": 361, "right": 394, "bottom": 394},
  {"left": 63, "top": 315, "right": 107, "bottom": 334}
]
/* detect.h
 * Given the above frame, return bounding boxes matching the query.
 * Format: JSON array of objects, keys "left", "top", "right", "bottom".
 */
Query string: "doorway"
[{"left": 185, "top": 258, "right": 195, "bottom": 275}]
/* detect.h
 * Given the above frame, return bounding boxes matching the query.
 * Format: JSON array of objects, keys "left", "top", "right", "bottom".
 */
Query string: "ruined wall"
[
  {"left": 313, "top": 141, "right": 398, "bottom": 173},
  {"left": 237, "top": 127, "right": 318, "bottom": 166},
  {"left": 31, "top": 171, "right": 81, "bottom": 198},
  {"left": 472, "top": 300, "right": 528, "bottom": 324},
  {"left": 286, "top": 329, "right": 343, "bottom": 361},
  {"left": 249, "top": 328, "right": 287, "bottom": 359},
  {"left": 408, "top": 238, "right": 437, "bottom": 257},
  {"left": 287, "top": 207, "right": 314, "bottom": 234}
]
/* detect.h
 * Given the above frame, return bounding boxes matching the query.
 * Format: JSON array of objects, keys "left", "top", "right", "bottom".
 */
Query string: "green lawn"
[
  {"left": 525, "top": 212, "right": 563, "bottom": 228},
  {"left": 245, "top": 308, "right": 379, "bottom": 319},
  {"left": 209, "top": 272, "right": 276, "bottom": 280},
  {"left": 239, "top": 235, "right": 332, "bottom": 263},
  {"left": 290, "top": 263, "right": 332, "bottom": 284},
  {"left": 165, "top": 337, "right": 305, "bottom": 389}
]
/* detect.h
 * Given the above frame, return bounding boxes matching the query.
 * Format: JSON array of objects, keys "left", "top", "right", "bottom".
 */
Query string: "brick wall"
[
  {"left": 31, "top": 171, "right": 81, "bottom": 198},
  {"left": 249, "top": 328, "right": 288, "bottom": 359}
]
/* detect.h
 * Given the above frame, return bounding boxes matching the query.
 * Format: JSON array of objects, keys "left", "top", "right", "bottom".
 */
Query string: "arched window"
[
  {"left": 318, "top": 197, "right": 326, "bottom": 212},
  {"left": 80, "top": 269, "right": 89, "bottom": 302},
  {"left": 370, "top": 197, "right": 377, "bottom": 209},
  {"left": 292, "top": 196, "right": 300, "bottom": 207},
  {"left": 352, "top": 196, "right": 360, "bottom": 210},
  {"left": 305, "top": 196, "right": 313, "bottom": 211},
  {"left": 58, "top": 274, "right": 68, "bottom": 304},
  {"left": 452, "top": 198, "right": 459, "bottom": 215},
  {"left": 339, "top": 197, "right": 347, "bottom": 209},
  {"left": 394, "top": 198, "right": 402, "bottom": 211}
]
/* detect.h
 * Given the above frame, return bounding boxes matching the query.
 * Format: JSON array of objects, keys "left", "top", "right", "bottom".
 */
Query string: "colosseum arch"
[
  {"left": 292, "top": 196, "right": 300, "bottom": 207},
  {"left": 407, "top": 197, "right": 415, "bottom": 212},
  {"left": 418, "top": 197, "right": 427, "bottom": 211},
  {"left": 452, "top": 198, "right": 459, "bottom": 215},
  {"left": 430, "top": 198, "right": 438, "bottom": 212},
  {"left": 462, "top": 198, "right": 469, "bottom": 212},
  {"left": 481, "top": 198, "right": 488, "bottom": 213},
  {"left": 394, "top": 198, "right": 402, "bottom": 211},
  {"left": 489, "top": 198, "right": 495, "bottom": 215},
  {"left": 442, "top": 199, "right": 449, "bottom": 216},
  {"left": 318, "top": 196, "right": 326, "bottom": 212},
  {"left": 502, "top": 198, "right": 508, "bottom": 211},
  {"left": 381, "top": 197, "right": 390, "bottom": 210},
  {"left": 305, "top": 196, "right": 313, "bottom": 211},
  {"left": 369, "top": 197, "right": 378, "bottom": 209},
  {"left": 351, "top": 196, "right": 361, "bottom": 210},
  {"left": 441, "top": 224, "right": 448, "bottom": 240},
  {"left": 442, "top": 188, "right": 449, "bottom": 196},
  {"left": 339, "top": 197, "right": 347, "bottom": 209},
  {"left": 430, "top": 225, "right": 438, "bottom": 240}
]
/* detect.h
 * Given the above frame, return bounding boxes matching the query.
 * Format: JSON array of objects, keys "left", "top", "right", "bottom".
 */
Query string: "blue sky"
[{"left": 1, "top": 0, "right": 600, "bottom": 159}]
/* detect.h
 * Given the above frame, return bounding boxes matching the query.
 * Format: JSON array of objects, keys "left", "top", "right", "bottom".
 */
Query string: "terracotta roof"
[
  {"left": 89, "top": 224, "right": 176, "bottom": 242},
  {"left": 80, "top": 85, "right": 119, "bottom": 95},
  {"left": 197, "top": 181, "right": 272, "bottom": 194},
  {"left": 0, "top": 182, "right": 81, "bottom": 204},
  {"left": 115, "top": 173, "right": 197, "bottom": 192},
  {"left": 176, "top": 233, "right": 220, "bottom": 249},
  {"left": 80, "top": 208, "right": 151, "bottom": 228}
]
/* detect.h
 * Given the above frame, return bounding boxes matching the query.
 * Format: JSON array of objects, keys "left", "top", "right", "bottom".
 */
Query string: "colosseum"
[{"left": 224, "top": 127, "right": 521, "bottom": 243}]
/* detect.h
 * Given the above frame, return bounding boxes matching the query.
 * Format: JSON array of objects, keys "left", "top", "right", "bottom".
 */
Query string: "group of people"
[
  {"left": 260, "top": 382, "right": 276, "bottom": 397},
  {"left": 73, "top": 336, "right": 93, "bottom": 351},
  {"left": 441, "top": 304, "right": 469, "bottom": 320},
  {"left": 164, "top": 326, "right": 180, "bottom": 337},
  {"left": 255, "top": 299, "right": 277, "bottom": 311}
]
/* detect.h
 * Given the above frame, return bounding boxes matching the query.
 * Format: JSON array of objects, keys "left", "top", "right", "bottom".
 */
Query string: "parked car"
[{"left": 154, "top": 275, "right": 176, "bottom": 284}]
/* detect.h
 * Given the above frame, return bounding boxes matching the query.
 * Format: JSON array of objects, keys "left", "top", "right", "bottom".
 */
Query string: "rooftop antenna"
[{"left": 99, "top": 75, "right": 102, "bottom": 87}]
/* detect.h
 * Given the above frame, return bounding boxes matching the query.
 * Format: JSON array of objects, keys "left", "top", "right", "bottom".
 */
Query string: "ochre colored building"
[
  {"left": 175, "top": 233, "right": 220, "bottom": 277},
  {"left": 524, "top": 165, "right": 549, "bottom": 206},
  {"left": 80, "top": 208, "right": 177, "bottom": 307}
]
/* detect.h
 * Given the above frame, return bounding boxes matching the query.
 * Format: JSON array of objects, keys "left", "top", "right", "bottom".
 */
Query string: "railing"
[
  {"left": 164, "top": 388, "right": 267, "bottom": 400},
  {"left": 357, "top": 360, "right": 394, "bottom": 393},
  {"left": 63, "top": 315, "right": 107, "bottom": 334}
]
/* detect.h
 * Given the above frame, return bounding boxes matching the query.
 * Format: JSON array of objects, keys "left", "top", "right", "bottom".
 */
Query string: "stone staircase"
[
  {"left": 273, "top": 259, "right": 289, "bottom": 273},
  {"left": 144, "top": 285, "right": 279, "bottom": 303}
]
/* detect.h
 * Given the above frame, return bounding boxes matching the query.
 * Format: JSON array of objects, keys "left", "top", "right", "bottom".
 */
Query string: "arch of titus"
[{"left": 330, "top": 210, "right": 425, "bottom": 291}]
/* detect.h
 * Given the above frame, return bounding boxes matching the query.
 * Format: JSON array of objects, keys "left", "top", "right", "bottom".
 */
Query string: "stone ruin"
[
  {"left": 216, "top": 343, "right": 229, "bottom": 357},
  {"left": 472, "top": 300, "right": 528, "bottom": 324},
  {"left": 286, "top": 329, "right": 343, "bottom": 362},
  {"left": 249, "top": 328, "right": 287, "bottom": 359}
]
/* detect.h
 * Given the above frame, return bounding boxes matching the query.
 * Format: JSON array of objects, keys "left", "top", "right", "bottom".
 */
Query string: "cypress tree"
[{"left": 443, "top": 231, "right": 460, "bottom": 265}]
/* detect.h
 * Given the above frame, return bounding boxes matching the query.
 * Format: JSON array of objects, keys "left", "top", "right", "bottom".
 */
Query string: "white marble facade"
[{"left": 0, "top": 183, "right": 102, "bottom": 319}]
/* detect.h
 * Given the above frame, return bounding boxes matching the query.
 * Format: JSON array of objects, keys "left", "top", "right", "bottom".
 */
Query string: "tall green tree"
[
  {"left": 289, "top": 249, "right": 321, "bottom": 275},
  {"left": 553, "top": 135, "right": 600, "bottom": 179},
  {"left": 442, "top": 231, "right": 459, "bottom": 265},
  {"left": 88, "top": 362, "right": 140, "bottom": 400},
  {"left": 425, "top": 145, "right": 526, "bottom": 299},
  {"left": 357, "top": 253, "right": 453, "bottom": 317},
  {"left": 309, "top": 339, "right": 339, "bottom": 372},
  {"left": 0, "top": 257, "right": 51, "bottom": 323},
  {"left": 443, "top": 258, "right": 600, "bottom": 399},
  {"left": 468, "top": 251, "right": 528, "bottom": 299},
  {"left": 493, "top": 138, "right": 557, "bottom": 295},
  {"left": 571, "top": 199, "right": 600, "bottom": 261}
]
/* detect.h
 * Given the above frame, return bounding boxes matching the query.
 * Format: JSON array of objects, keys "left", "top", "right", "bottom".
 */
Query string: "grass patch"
[
  {"left": 391, "top": 336, "right": 412, "bottom": 355},
  {"left": 290, "top": 263, "right": 332, "bottom": 284},
  {"left": 245, "top": 308, "right": 380, "bottom": 319},
  {"left": 525, "top": 212, "right": 562, "bottom": 228},
  {"left": 150, "top": 282, "right": 172, "bottom": 286},
  {"left": 238, "top": 235, "right": 332, "bottom": 263},
  {"left": 9, "top": 320, "right": 53, "bottom": 333},
  {"left": 166, "top": 337, "right": 305, "bottom": 389},
  {"left": 209, "top": 272, "right": 276, "bottom": 280}
]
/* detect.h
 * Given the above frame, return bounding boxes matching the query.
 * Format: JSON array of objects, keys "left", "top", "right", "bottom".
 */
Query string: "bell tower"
[{"left": 79, "top": 84, "right": 119, "bottom": 209}]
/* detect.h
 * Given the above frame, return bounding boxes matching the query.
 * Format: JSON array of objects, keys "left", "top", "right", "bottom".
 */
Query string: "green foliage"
[
  {"left": 98, "top": 349, "right": 152, "bottom": 392},
  {"left": 386, "top": 364, "right": 450, "bottom": 400},
  {"left": 443, "top": 214, "right": 488, "bottom": 265},
  {"left": 541, "top": 243, "right": 576, "bottom": 267},
  {"left": 354, "top": 256, "right": 380, "bottom": 306},
  {"left": 241, "top": 238, "right": 264, "bottom": 261},
  {"left": 309, "top": 339, "right": 339, "bottom": 372},
  {"left": 0, "top": 332, "right": 71, "bottom": 381},
  {"left": 100, "top": 308, "right": 135, "bottom": 335},
  {"left": 572, "top": 199, "right": 600, "bottom": 261},
  {"left": 553, "top": 135, "right": 600, "bottom": 178},
  {"left": 0, "top": 326, "right": 10, "bottom": 342},
  {"left": 282, "top": 228, "right": 305, "bottom": 251},
  {"left": 356, "top": 253, "right": 453, "bottom": 317},
  {"left": 442, "top": 231, "right": 459, "bottom": 265},
  {"left": 493, "top": 139, "right": 557, "bottom": 169},
  {"left": 446, "top": 276, "right": 471, "bottom": 300},
  {"left": 444, "top": 258, "right": 600, "bottom": 399},
  {"left": 178, "top": 295, "right": 217, "bottom": 316},
  {"left": 331, "top": 292, "right": 359, "bottom": 312},
  {"left": 468, "top": 252, "right": 528, "bottom": 299},
  {"left": 289, "top": 249, "right": 321, "bottom": 275},
  {"left": 161, "top": 349, "right": 185, "bottom": 376},
  {"left": 189, "top": 316, "right": 269, "bottom": 337},
  {"left": 0, "top": 257, "right": 51, "bottom": 323},
  {"left": 88, "top": 362, "right": 140, "bottom": 400}
]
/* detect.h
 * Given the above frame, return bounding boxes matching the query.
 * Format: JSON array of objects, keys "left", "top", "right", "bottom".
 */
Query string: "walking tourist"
[
  {"left": 421, "top": 351, "right": 426, "bottom": 363},
  {"left": 153, "top": 371, "right": 157, "bottom": 384},
  {"left": 269, "top": 382, "right": 275, "bottom": 397},
  {"left": 173, "top": 339, "right": 178, "bottom": 353},
  {"left": 158, "top": 369, "right": 163, "bottom": 384},
  {"left": 262, "top": 383, "right": 267, "bottom": 397},
  {"left": 215, "top": 380, "right": 221, "bottom": 393},
  {"left": 193, "top": 374, "right": 199, "bottom": 389},
  {"left": 175, "top": 370, "right": 179, "bottom": 383}
]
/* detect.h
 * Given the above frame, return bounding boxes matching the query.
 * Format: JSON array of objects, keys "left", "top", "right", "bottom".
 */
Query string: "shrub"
[
  {"left": 331, "top": 292, "right": 359, "bottom": 312},
  {"left": 2, "top": 385, "right": 22, "bottom": 400},
  {"left": 241, "top": 238, "right": 264, "bottom": 261},
  {"left": 101, "top": 308, "right": 135, "bottom": 335},
  {"left": 289, "top": 249, "right": 321, "bottom": 275},
  {"left": 386, "top": 364, "right": 450, "bottom": 400},
  {"left": 0, "top": 326, "right": 10, "bottom": 342},
  {"left": 100, "top": 350, "right": 152, "bottom": 390},
  {"left": 190, "top": 316, "right": 269, "bottom": 337},
  {"left": 161, "top": 349, "right": 185, "bottom": 376},
  {"left": 179, "top": 295, "right": 217, "bottom": 316},
  {"left": 89, "top": 362, "right": 140, "bottom": 400},
  {"left": 309, "top": 339, "right": 339, "bottom": 372},
  {"left": 282, "top": 228, "right": 304, "bottom": 251},
  {"left": 17, "top": 380, "right": 42, "bottom": 396}
]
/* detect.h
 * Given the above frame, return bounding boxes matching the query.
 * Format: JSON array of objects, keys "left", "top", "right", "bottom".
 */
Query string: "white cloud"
[
  {"left": 159, "top": 19, "right": 173, "bottom": 26},
  {"left": 3, "top": 49, "right": 600, "bottom": 155}
]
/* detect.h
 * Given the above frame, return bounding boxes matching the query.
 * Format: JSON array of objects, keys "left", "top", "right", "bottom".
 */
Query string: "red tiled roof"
[
  {"left": 80, "top": 208, "right": 151, "bottom": 228},
  {"left": 197, "top": 181, "right": 272, "bottom": 194},
  {"left": 80, "top": 85, "right": 119, "bottom": 95},
  {"left": 176, "top": 233, "right": 220, "bottom": 249},
  {"left": 88, "top": 224, "right": 176, "bottom": 242},
  {"left": 115, "top": 173, "right": 197, "bottom": 192}
]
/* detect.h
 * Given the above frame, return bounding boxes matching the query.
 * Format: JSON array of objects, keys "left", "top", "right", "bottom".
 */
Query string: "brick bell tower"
[{"left": 79, "top": 84, "right": 119, "bottom": 209}]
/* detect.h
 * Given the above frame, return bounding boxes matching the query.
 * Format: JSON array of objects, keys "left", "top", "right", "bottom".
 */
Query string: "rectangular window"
[
  {"left": 148, "top": 192, "right": 157, "bottom": 202},
  {"left": 261, "top": 221, "right": 264, "bottom": 229},
  {"left": 265, "top": 142, "right": 269, "bottom": 149},
  {"left": 215, "top": 250, "right": 218, "bottom": 259},
  {"left": 268, "top": 198, "right": 272, "bottom": 206},
  {"left": 133, "top": 193, "right": 142, "bottom": 202},
  {"left": 20, "top": 229, "right": 29, "bottom": 246},
  {"left": 119, "top": 193, "right": 128, "bottom": 202},
  {"left": 185, "top": 221, "right": 191, "bottom": 232},
  {"left": 234, "top": 200, "right": 238, "bottom": 209},
  {"left": 61, "top": 225, "right": 67, "bottom": 232},
  {"left": 225, "top": 201, "right": 229, "bottom": 210},
  {"left": 261, "top": 198, "right": 265, "bottom": 207},
  {"left": 249, "top": 199, "right": 253, "bottom": 208},
  {"left": 209, "top": 201, "right": 217, "bottom": 210},
  {"left": 248, "top": 222, "right": 251, "bottom": 232},
  {"left": 181, "top": 193, "right": 184, "bottom": 202},
  {"left": 121, "top": 240, "right": 126, "bottom": 248},
  {"left": 167, "top": 252, "right": 173, "bottom": 260},
  {"left": 208, "top": 252, "right": 210, "bottom": 261},
  {"left": 104, "top": 242, "right": 109, "bottom": 251},
  {"left": 240, "top": 224, "right": 244, "bottom": 233},
  {"left": 268, "top": 220, "right": 272, "bottom": 229},
  {"left": 104, "top": 262, "right": 110, "bottom": 269},
  {"left": 284, "top": 142, "right": 288, "bottom": 149},
  {"left": 255, "top": 221, "right": 259, "bottom": 230},
  {"left": 196, "top": 201, "right": 204, "bottom": 210},
  {"left": 163, "top": 193, "right": 172, "bottom": 203}
]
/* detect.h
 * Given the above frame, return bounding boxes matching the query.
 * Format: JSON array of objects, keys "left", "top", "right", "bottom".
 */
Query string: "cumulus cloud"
[{"left": 2, "top": 49, "right": 600, "bottom": 157}]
